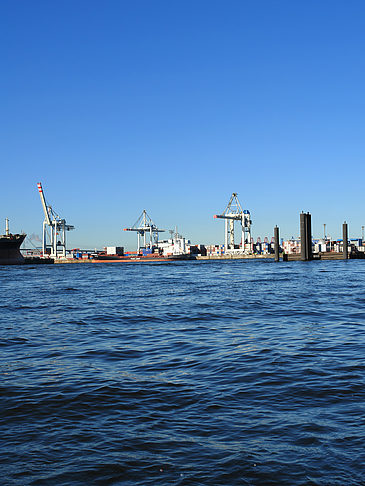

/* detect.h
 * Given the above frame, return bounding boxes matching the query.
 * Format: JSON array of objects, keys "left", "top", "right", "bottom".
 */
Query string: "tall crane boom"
[{"left": 37, "top": 182, "right": 51, "bottom": 226}]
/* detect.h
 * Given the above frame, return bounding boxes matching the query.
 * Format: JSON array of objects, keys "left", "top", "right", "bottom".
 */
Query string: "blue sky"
[{"left": 1, "top": 1, "right": 364, "bottom": 249}]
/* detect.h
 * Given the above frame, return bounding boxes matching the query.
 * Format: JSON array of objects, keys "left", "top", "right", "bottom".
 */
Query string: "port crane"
[
  {"left": 214, "top": 193, "right": 252, "bottom": 252},
  {"left": 37, "top": 182, "right": 74, "bottom": 258},
  {"left": 124, "top": 210, "right": 165, "bottom": 252}
]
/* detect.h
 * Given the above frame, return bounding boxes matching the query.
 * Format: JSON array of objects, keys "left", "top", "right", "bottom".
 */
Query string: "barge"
[{"left": 92, "top": 250, "right": 195, "bottom": 263}]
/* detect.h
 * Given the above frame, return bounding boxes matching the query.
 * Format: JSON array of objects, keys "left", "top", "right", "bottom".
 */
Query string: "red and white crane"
[{"left": 37, "top": 182, "right": 74, "bottom": 258}]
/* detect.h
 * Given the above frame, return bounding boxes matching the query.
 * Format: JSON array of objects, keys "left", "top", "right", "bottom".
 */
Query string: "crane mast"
[{"left": 37, "top": 182, "right": 74, "bottom": 258}]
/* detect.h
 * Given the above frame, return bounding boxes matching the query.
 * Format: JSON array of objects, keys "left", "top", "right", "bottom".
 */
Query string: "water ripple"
[{"left": 1, "top": 260, "right": 365, "bottom": 485}]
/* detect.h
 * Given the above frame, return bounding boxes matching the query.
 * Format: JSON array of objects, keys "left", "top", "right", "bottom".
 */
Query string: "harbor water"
[{"left": 1, "top": 260, "right": 365, "bottom": 485}]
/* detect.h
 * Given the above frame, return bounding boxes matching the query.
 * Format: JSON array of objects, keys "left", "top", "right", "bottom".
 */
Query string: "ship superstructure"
[{"left": 158, "top": 228, "right": 189, "bottom": 256}]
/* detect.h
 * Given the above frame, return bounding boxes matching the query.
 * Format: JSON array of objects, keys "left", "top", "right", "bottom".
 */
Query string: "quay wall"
[{"left": 196, "top": 254, "right": 275, "bottom": 260}]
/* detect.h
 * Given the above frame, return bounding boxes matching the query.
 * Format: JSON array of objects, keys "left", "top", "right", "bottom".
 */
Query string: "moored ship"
[
  {"left": 92, "top": 248, "right": 196, "bottom": 263},
  {"left": 0, "top": 219, "right": 26, "bottom": 265},
  {"left": 92, "top": 212, "right": 198, "bottom": 263}
]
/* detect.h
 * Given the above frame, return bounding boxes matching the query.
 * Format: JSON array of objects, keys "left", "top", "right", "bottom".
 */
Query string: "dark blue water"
[{"left": 1, "top": 259, "right": 365, "bottom": 485}]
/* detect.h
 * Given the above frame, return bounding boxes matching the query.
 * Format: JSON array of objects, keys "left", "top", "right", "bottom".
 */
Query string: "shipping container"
[{"left": 107, "top": 246, "right": 123, "bottom": 255}]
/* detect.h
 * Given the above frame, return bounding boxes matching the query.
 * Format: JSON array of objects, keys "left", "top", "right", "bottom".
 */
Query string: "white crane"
[
  {"left": 123, "top": 210, "right": 165, "bottom": 253},
  {"left": 214, "top": 193, "right": 252, "bottom": 253},
  {"left": 37, "top": 182, "right": 74, "bottom": 258}
]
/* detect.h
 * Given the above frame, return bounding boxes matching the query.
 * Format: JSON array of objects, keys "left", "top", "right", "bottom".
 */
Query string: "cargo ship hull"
[
  {"left": 0, "top": 234, "right": 26, "bottom": 265},
  {"left": 92, "top": 253, "right": 195, "bottom": 263}
]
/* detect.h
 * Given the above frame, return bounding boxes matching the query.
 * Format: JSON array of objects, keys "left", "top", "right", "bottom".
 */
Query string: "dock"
[
  {"left": 284, "top": 252, "right": 365, "bottom": 261},
  {"left": 196, "top": 254, "right": 274, "bottom": 260}
]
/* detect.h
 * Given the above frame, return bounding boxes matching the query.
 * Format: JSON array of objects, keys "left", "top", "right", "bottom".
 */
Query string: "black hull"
[{"left": 0, "top": 234, "right": 26, "bottom": 265}]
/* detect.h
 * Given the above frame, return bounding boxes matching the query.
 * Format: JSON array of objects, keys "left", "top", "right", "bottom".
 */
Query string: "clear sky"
[{"left": 1, "top": 1, "right": 365, "bottom": 249}]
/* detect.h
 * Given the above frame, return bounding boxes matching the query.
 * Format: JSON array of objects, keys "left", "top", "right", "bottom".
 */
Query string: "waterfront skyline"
[{"left": 1, "top": 1, "right": 365, "bottom": 249}]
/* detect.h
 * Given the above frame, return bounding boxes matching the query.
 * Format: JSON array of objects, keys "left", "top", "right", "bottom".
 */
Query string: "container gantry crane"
[
  {"left": 214, "top": 193, "right": 252, "bottom": 253},
  {"left": 123, "top": 210, "right": 165, "bottom": 253},
  {"left": 37, "top": 182, "right": 74, "bottom": 258}
]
